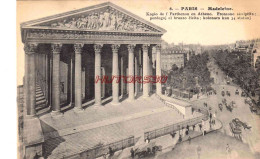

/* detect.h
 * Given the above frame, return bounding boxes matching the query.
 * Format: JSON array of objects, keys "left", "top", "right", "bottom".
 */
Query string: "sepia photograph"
[{"left": 16, "top": 0, "right": 260, "bottom": 158}]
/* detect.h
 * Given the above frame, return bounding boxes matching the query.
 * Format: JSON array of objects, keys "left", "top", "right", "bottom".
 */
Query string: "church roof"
[{"left": 21, "top": 2, "right": 166, "bottom": 34}]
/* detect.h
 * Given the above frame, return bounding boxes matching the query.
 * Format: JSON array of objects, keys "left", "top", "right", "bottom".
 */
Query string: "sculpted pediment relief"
[
  {"left": 23, "top": 2, "right": 166, "bottom": 33},
  {"left": 47, "top": 7, "right": 155, "bottom": 32}
]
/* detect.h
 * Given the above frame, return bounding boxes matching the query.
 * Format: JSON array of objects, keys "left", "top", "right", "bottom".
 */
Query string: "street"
[{"left": 155, "top": 54, "right": 260, "bottom": 159}]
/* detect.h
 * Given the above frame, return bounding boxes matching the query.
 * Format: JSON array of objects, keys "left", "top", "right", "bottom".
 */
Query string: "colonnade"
[{"left": 23, "top": 43, "right": 162, "bottom": 117}]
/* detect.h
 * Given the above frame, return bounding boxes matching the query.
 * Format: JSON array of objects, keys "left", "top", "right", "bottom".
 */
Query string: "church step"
[
  {"left": 36, "top": 93, "right": 44, "bottom": 98},
  {"left": 36, "top": 88, "right": 42, "bottom": 91},
  {"left": 36, "top": 92, "right": 43, "bottom": 96},
  {"left": 36, "top": 95, "right": 45, "bottom": 101},
  {"left": 36, "top": 99, "right": 46, "bottom": 105}
]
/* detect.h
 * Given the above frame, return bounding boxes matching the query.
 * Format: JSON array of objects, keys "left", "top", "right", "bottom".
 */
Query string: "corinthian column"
[
  {"left": 51, "top": 43, "right": 62, "bottom": 115},
  {"left": 94, "top": 44, "right": 102, "bottom": 106},
  {"left": 120, "top": 57, "right": 124, "bottom": 97},
  {"left": 128, "top": 44, "right": 135, "bottom": 101},
  {"left": 156, "top": 44, "right": 162, "bottom": 95},
  {"left": 111, "top": 44, "right": 120, "bottom": 105},
  {"left": 74, "top": 43, "right": 84, "bottom": 111},
  {"left": 24, "top": 43, "right": 38, "bottom": 117},
  {"left": 135, "top": 56, "right": 139, "bottom": 96},
  {"left": 143, "top": 44, "right": 149, "bottom": 97}
]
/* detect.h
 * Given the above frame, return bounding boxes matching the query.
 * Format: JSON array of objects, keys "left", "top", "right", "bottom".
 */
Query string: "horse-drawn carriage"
[
  {"left": 218, "top": 103, "right": 223, "bottom": 111},
  {"left": 221, "top": 91, "right": 225, "bottom": 97},
  {"left": 226, "top": 103, "right": 233, "bottom": 112},
  {"left": 226, "top": 91, "right": 231, "bottom": 96},
  {"left": 229, "top": 121, "right": 242, "bottom": 140},
  {"left": 244, "top": 98, "right": 252, "bottom": 105},
  {"left": 134, "top": 142, "right": 162, "bottom": 158},
  {"left": 235, "top": 89, "right": 239, "bottom": 95},
  {"left": 250, "top": 105, "right": 257, "bottom": 114},
  {"left": 232, "top": 118, "right": 251, "bottom": 130},
  {"left": 222, "top": 98, "right": 227, "bottom": 105},
  {"left": 241, "top": 91, "right": 247, "bottom": 97}
]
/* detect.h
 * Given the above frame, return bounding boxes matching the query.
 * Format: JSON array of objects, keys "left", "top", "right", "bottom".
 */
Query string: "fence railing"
[
  {"left": 76, "top": 136, "right": 135, "bottom": 159},
  {"left": 144, "top": 115, "right": 207, "bottom": 141},
  {"left": 155, "top": 94, "right": 185, "bottom": 116},
  {"left": 155, "top": 94, "right": 209, "bottom": 117}
]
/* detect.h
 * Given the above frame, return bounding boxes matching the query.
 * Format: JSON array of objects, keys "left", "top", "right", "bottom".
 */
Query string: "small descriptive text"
[{"left": 146, "top": 7, "right": 257, "bottom": 21}]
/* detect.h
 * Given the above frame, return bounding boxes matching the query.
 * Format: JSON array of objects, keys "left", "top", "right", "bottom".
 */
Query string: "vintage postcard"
[{"left": 17, "top": 0, "right": 260, "bottom": 158}]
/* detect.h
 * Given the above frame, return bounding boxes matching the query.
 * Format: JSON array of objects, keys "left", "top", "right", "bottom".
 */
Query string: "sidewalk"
[{"left": 110, "top": 117, "right": 222, "bottom": 159}]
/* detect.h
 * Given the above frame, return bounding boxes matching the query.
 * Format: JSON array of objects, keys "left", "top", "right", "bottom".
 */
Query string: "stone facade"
[{"left": 20, "top": 2, "right": 166, "bottom": 158}]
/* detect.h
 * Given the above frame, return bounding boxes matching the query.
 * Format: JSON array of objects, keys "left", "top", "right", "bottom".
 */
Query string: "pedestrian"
[
  {"left": 199, "top": 124, "right": 202, "bottom": 131},
  {"left": 188, "top": 136, "right": 191, "bottom": 144},
  {"left": 193, "top": 125, "right": 196, "bottom": 131},
  {"left": 33, "top": 153, "right": 40, "bottom": 159},
  {"left": 109, "top": 146, "right": 114, "bottom": 156},
  {"left": 197, "top": 145, "right": 201, "bottom": 159},
  {"left": 226, "top": 144, "right": 231, "bottom": 159},
  {"left": 186, "top": 125, "right": 190, "bottom": 131},
  {"left": 178, "top": 134, "right": 182, "bottom": 142},
  {"left": 185, "top": 129, "right": 189, "bottom": 135},
  {"left": 130, "top": 148, "right": 135, "bottom": 158}
]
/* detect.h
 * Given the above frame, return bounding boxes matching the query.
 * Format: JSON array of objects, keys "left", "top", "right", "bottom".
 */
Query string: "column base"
[
  {"left": 142, "top": 95, "right": 150, "bottom": 98},
  {"left": 156, "top": 92, "right": 162, "bottom": 96},
  {"left": 111, "top": 101, "right": 120, "bottom": 105},
  {"left": 127, "top": 98, "right": 135, "bottom": 102},
  {"left": 51, "top": 110, "right": 62, "bottom": 117},
  {"left": 73, "top": 107, "right": 84, "bottom": 113},
  {"left": 24, "top": 114, "right": 37, "bottom": 120},
  {"left": 93, "top": 102, "right": 102, "bottom": 107}
]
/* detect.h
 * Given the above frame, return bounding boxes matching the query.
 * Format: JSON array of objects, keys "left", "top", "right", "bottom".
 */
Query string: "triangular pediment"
[{"left": 21, "top": 2, "right": 166, "bottom": 34}]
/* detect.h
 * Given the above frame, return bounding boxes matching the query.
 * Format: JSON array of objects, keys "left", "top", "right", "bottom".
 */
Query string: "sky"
[{"left": 17, "top": 0, "right": 260, "bottom": 84}]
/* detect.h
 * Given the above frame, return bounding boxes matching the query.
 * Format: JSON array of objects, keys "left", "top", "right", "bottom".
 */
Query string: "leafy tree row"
[
  {"left": 212, "top": 50, "right": 258, "bottom": 93},
  {"left": 166, "top": 52, "right": 212, "bottom": 93}
]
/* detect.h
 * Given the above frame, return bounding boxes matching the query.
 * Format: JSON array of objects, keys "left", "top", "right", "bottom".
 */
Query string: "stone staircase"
[
  {"left": 35, "top": 83, "right": 47, "bottom": 111},
  {"left": 44, "top": 107, "right": 183, "bottom": 158}
]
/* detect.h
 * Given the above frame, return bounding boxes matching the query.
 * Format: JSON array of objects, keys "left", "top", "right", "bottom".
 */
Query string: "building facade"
[
  {"left": 234, "top": 39, "right": 260, "bottom": 69},
  {"left": 161, "top": 47, "right": 187, "bottom": 71},
  {"left": 20, "top": 2, "right": 166, "bottom": 158}
]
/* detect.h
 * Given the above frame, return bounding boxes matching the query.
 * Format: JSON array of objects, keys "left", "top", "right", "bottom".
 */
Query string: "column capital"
[
  {"left": 51, "top": 43, "right": 62, "bottom": 54},
  {"left": 74, "top": 43, "right": 84, "bottom": 54},
  {"left": 94, "top": 44, "right": 103, "bottom": 54},
  {"left": 155, "top": 44, "right": 161, "bottom": 51},
  {"left": 142, "top": 44, "right": 150, "bottom": 51},
  {"left": 127, "top": 44, "right": 136, "bottom": 53},
  {"left": 24, "top": 43, "right": 38, "bottom": 54},
  {"left": 111, "top": 44, "right": 120, "bottom": 53}
]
